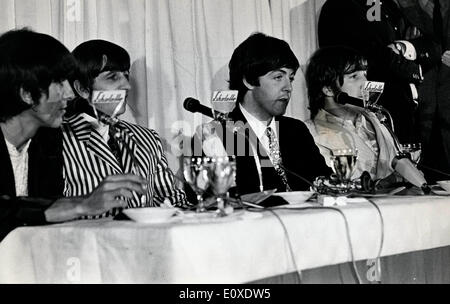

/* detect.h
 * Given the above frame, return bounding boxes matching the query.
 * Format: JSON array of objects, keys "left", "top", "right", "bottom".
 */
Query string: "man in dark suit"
[
  {"left": 194, "top": 33, "right": 331, "bottom": 195},
  {"left": 318, "top": 0, "right": 441, "bottom": 144},
  {"left": 396, "top": 0, "right": 450, "bottom": 182}
]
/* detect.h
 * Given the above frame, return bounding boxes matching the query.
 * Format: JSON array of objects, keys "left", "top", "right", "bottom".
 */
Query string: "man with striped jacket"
[{"left": 63, "top": 40, "right": 188, "bottom": 218}]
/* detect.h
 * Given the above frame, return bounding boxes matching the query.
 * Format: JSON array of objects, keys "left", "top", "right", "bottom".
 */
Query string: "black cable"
[
  {"left": 366, "top": 199, "right": 385, "bottom": 282},
  {"left": 247, "top": 205, "right": 361, "bottom": 284},
  {"left": 266, "top": 209, "right": 303, "bottom": 283},
  {"left": 320, "top": 206, "right": 362, "bottom": 284},
  {"left": 418, "top": 164, "right": 450, "bottom": 179},
  {"left": 278, "top": 163, "right": 316, "bottom": 189}
]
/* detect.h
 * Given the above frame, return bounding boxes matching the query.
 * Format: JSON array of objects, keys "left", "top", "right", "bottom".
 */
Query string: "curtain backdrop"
[{"left": 0, "top": 0, "right": 325, "bottom": 171}]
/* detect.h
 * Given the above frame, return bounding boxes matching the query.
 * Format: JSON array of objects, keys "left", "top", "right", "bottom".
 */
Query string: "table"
[{"left": 1, "top": 195, "right": 450, "bottom": 283}]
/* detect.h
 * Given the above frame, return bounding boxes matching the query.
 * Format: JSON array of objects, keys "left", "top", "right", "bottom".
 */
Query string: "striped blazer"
[{"left": 62, "top": 114, "right": 187, "bottom": 218}]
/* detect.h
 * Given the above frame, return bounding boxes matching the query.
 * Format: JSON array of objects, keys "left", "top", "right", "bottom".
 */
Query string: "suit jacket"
[
  {"left": 0, "top": 127, "right": 63, "bottom": 241},
  {"left": 193, "top": 107, "right": 331, "bottom": 195},
  {"left": 397, "top": 0, "right": 450, "bottom": 181},
  {"left": 62, "top": 114, "right": 187, "bottom": 218},
  {"left": 318, "top": 0, "right": 441, "bottom": 143}
]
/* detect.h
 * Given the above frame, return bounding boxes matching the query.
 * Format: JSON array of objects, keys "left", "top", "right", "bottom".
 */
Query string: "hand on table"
[{"left": 78, "top": 174, "right": 147, "bottom": 216}]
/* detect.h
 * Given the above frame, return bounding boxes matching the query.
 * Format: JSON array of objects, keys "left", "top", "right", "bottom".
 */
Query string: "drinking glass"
[
  {"left": 399, "top": 143, "right": 422, "bottom": 166},
  {"left": 206, "top": 156, "right": 236, "bottom": 215},
  {"left": 331, "top": 149, "right": 358, "bottom": 183},
  {"left": 183, "top": 156, "right": 211, "bottom": 212}
]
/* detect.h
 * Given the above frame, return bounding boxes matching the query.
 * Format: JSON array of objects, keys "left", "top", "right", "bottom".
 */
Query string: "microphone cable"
[
  {"left": 418, "top": 164, "right": 450, "bottom": 179},
  {"left": 366, "top": 198, "right": 385, "bottom": 283},
  {"left": 246, "top": 204, "right": 362, "bottom": 284},
  {"left": 267, "top": 209, "right": 303, "bottom": 283}
]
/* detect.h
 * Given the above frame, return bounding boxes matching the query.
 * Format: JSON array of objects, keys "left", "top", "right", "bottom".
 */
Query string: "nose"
[
  {"left": 283, "top": 78, "right": 293, "bottom": 93},
  {"left": 62, "top": 80, "right": 75, "bottom": 101},
  {"left": 120, "top": 73, "right": 131, "bottom": 90}
]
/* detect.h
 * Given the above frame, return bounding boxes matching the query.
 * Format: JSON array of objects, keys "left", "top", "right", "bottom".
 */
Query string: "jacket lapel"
[
  {"left": 0, "top": 130, "right": 16, "bottom": 196},
  {"left": 68, "top": 115, "right": 123, "bottom": 173},
  {"left": 116, "top": 124, "right": 138, "bottom": 175},
  {"left": 228, "top": 106, "right": 266, "bottom": 193}
]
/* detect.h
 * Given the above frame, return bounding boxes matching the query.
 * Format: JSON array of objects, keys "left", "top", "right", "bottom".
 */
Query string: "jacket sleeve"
[
  {"left": 149, "top": 130, "right": 190, "bottom": 208},
  {"left": 301, "top": 123, "right": 333, "bottom": 179},
  {"left": 0, "top": 195, "right": 53, "bottom": 241}
]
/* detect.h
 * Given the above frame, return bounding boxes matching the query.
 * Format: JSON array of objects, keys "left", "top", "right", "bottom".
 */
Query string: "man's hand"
[
  {"left": 442, "top": 50, "right": 450, "bottom": 67},
  {"left": 77, "top": 174, "right": 147, "bottom": 216},
  {"left": 405, "top": 26, "right": 422, "bottom": 40},
  {"left": 387, "top": 43, "right": 402, "bottom": 55},
  {"left": 45, "top": 174, "right": 147, "bottom": 222}
]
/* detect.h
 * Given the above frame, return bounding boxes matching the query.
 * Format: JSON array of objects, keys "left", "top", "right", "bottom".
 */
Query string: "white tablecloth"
[{"left": 1, "top": 195, "right": 450, "bottom": 283}]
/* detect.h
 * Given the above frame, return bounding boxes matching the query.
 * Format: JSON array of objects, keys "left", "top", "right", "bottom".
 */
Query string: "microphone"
[
  {"left": 391, "top": 156, "right": 429, "bottom": 193},
  {"left": 336, "top": 92, "right": 364, "bottom": 107},
  {"left": 183, "top": 97, "right": 214, "bottom": 119}
]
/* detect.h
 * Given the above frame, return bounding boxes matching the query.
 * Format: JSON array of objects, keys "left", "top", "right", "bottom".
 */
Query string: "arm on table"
[{"left": 45, "top": 174, "right": 147, "bottom": 222}]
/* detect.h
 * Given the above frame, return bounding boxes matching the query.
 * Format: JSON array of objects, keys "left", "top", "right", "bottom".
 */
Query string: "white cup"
[
  {"left": 123, "top": 207, "right": 177, "bottom": 223},
  {"left": 437, "top": 180, "right": 450, "bottom": 193}
]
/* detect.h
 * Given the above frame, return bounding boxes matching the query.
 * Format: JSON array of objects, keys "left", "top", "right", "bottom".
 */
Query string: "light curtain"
[{"left": 0, "top": 0, "right": 324, "bottom": 170}]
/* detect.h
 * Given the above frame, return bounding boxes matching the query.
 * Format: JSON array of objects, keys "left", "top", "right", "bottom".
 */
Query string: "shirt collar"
[
  {"left": 79, "top": 113, "right": 110, "bottom": 141},
  {"left": 239, "top": 104, "right": 277, "bottom": 139}
]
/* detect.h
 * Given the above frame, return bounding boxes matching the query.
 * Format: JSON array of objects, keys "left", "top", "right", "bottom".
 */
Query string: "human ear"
[
  {"left": 243, "top": 77, "right": 255, "bottom": 90},
  {"left": 19, "top": 87, "right": 33, "bottom": 105},
  {"left": 322, "top": 86, "right": 335, "bottom": 97},
  {"left": 73, "top": 80, "right": 90, "bottom": 99}
]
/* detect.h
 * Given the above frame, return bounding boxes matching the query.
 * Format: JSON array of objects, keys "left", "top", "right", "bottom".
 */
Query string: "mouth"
[{"left": 277, "top": 97, "right": 290, "bottom": 103}]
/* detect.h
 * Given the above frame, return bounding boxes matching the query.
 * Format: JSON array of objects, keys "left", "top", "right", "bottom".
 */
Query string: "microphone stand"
[{"left": 364, "top": 103, "right": 431, "bottom": 193}]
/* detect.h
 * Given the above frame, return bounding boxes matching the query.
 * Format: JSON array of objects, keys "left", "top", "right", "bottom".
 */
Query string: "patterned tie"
[
  {"left": 265, "top": 126, "right": 291, "bottom": 192},
  {"left": 108, "top": 125, "right": 123, "bottom": 169}
]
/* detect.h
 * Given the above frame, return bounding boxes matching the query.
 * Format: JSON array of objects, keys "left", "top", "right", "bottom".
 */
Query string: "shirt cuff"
[{"left": 396, "top": 40, "right": 417, "bottom": 60}]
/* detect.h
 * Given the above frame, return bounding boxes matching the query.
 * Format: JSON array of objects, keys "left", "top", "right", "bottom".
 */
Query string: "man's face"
[
  {"left": 249, "top": 67, "right": 295, "bottom": 121},
  {"left": 31, "top": 80, "right": 74, "bottom": 128},
  {"left": 339, "top": 70, "right": 367, "bottom": 99},
  {"left": 91, "top": 70, "right": 131, "bottom": 117}
]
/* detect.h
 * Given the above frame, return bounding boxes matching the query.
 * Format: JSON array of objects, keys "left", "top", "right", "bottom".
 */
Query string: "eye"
[
  {"left": 274, "top": 74, "right": 283, "bottom": 81},
  {"left": 289, "top": 76, "right": 295, "bottom": 82},
  {"left": 123, "top": 71, "right": 130, "bottom": 80},
  {"left": 109, "top": 73, "right": 120, "bottom": 81}
]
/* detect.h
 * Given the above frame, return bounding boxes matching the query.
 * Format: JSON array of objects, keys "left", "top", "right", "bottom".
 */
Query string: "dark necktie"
[
  {"left": 108, "top": 125, "right": 123, "bottom": 169},
  {"left": 265, "top": 127, "right": 291, "bottom": 192}
]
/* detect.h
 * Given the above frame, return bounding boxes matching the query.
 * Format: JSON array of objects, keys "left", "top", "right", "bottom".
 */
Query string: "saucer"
[{"left": 431, "top": 185, "right": 450, "bottom": 196}]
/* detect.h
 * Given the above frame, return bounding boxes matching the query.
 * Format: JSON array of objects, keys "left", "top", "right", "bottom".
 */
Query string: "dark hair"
[
  {"left": 305, "top": 46, "right": 367, "bottom": 119},
  {"left": 66, "top": 39, "right": 130, "bottom": 116},
  {"left": 0, "top": 28, "right": 75, "bottom": 122},
  {"left": 71, "top": 39, "right": 130, "bottom": 92},
  {"left": 228, "top": 32, "right": 299, "bottom": 103}
]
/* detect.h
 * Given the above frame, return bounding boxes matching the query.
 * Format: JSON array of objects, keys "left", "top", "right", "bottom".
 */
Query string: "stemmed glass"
[
  {"left": 183, "top": 156, "right": 211, "bottom": 212},
  {"left": 398, "top": 143, "right": 422, "bottom": 166},
  {"left": 207, "top": 156, "right": 236, "bottom": 215},
  {"left": 331, "top": 149, "right": 358, "bottom": 189}
]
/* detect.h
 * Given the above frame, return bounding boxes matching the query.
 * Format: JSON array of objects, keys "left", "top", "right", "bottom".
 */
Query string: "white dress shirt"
[{"left": 239, "top": 104, "right": 279, "bottom": 191}]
